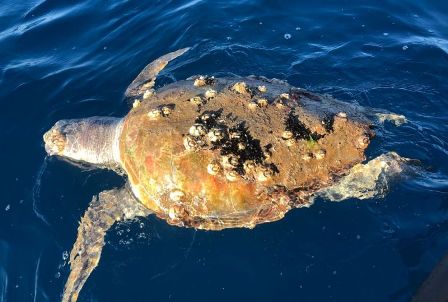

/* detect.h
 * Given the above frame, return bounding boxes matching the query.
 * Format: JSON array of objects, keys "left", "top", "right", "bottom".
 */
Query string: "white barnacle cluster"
[
  {"left": 256, "top": 165, "right": 274, "bottom": 182},
  {"left": 207, "top": 127, "right": 227, "bottom": 143},
  {"left": 147, "top": 104, "right": 174, "bottom": 120},
  {"left": 254, "top": 91, "right": 292, "bottom": 111},
  {"left": 205, "top": 155, "right": 275, "bottom": 183},
  {"left": 256, "top": 98, "right": 268, "bottom": 107},
  {"left": 224, "top": 169, "right": 239, "bottom": 182},
  {"left": 204, "top": 89, "right": 217, "bottom": 99},
  {"left": 207, "top": 162, "right": 221, "bottom": 175},
  {"left": 147, "top": 108, "right": 162, "bottom": 119},
  {"left": 189, "top": 95, "right": 206, "bottom": 106},
  {"left": 247, "top": 101, "right": 258, "bottom": 110},
  {"left": 183, "top": 111, "right": 277, "bottom": 183},
  {"left": 281, "top": 123, "right": 298, "bottom": 147},
  {"left": 221, "top": 154, "right": 240, "bottom": 169},
  {"left": 231, "top": 81, "right": 290, "bottom": 110},
  {"left": 314, "top": 149, "right": 326, "bottom": 160},
  {"left": 194, "top": 77, "right": 206, "bottom": 87},
  {"left": 281, "top": 130, "right": 295, "bottom": 146},
  {"left": 333, "top": 111, "right": 348, "bottom": 123},
  {"left": 169, "top": 189, "right": 185, "bottom": 202},
  {"left": 183, "top": 135, "right": 199, "bottom": 151},
  {"left": 245, "top": 161, "right": 276, "bottom": 183},
  {"left": 301, "top": 149, "right": 326, "bottom": 162},
  {"left": 257, "top": 85, "right": 267, "bottom": 93},
  {"left": 272, "top": 92, "right": 291, "bottom": 109},
  {"left": 143, "top": 89, "right": 154, "bottom": 99},
  {"left": 248, "top": 97, "right": 269, "bottom": 110},
  {"left": 282, "top": 130, "right": 294, "bottom": 139},
  {"left": 183, "top": 125, "right": 228, "bottom": 151},
  {"left": 279, "top": 93, "right": 290, "bottom": 100},
  {"left": 132, "top": 99, "right": 141, "bottom": 108},
  {"left": 183, "top": 112, "right": 224, "bottom": 151},
  {"left": 189, "top": 123, "right": 207, "bottom": 137},
  {"left": 190, "top": 75, "right": 217, "bottom": 106},
  {"left": 356, "top": 135, "right": 370, "bottom": 149},
  {"left": 231, "top": 81, "right": 249, "bottom": 94},
  {"left": 187, "top": 88, "right": 217, "bottom": 108},
  {"left": 281, "top": 131, "right": 327, "bottom": 161},
  {"left": 337, "top": 112, "right": 347, "bottom": 119},
  {"left": 194, "top": 75, "right": 215, "bottom": 87},
  {"left": 167, "top": 201, "right": 188, "bottom": 225},
  {"left": 280, "top": 110, "right": 328, "bottom": 161}
]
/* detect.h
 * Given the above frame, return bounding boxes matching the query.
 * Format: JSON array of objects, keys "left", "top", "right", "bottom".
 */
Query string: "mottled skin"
[
  {"left": 42, "top": 48, "right": 400, "bottom": 302},
  {"left": 122, "top": 77, "right": 373, "bottom": 230}
]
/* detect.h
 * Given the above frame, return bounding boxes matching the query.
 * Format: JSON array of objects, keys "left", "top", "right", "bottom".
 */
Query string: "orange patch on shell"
[{"left": 145, "top": 154, "right": 155, "bottom": 171}]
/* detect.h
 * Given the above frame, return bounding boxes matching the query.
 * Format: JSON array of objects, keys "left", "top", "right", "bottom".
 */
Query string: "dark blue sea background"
[{"left": 1, "top": 1, "right": 447, "bottom": 301}]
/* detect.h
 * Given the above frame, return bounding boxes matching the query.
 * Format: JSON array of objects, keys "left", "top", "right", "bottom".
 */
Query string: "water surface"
[{"left": 1, "top": 1, "right": 447, "bottom": 301}]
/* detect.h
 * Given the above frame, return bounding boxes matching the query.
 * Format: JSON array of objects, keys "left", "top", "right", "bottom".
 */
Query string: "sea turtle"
[{"left": 43, "top": 48, "right": 409, "bottom": 302}]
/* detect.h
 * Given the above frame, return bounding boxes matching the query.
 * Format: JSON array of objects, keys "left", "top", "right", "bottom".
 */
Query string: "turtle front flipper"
[
  {"left": 125, "top": 47, "right": 190, "bottom": 99},
  {"left": 62, "top": 187, "right": 150, "bottom": 302}
]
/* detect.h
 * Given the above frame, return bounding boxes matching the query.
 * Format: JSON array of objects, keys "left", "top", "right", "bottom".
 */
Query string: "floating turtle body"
[
  {"left": 122, "top": 76, "right": 373, "bottom": 230},
  {"left": 43, "top": 48, "right": 409, "bottom": 302}
]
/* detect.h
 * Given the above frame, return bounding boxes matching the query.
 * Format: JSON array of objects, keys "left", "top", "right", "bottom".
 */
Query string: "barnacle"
[
  {"left": 205, "top": 89, "right": 217, "bottom": 99},
  {"left": 282, "top": 130, "right": 294, "bottom": 140},
  {"left": 315, "top": 149, "right": 326, "bottom": 160},
  {"left": 161, "top": 105, "right": 173, "bottom": 116},
  {"left": 189, "top": 96, "right": 205, "bottom": 106},
  {"left": 232, "top": 82, "right": 248, "bottom": 94},
  {"left": 169, "top": 190, "right": 185, "bottom": 202},
  {"left": 258, "top": 85, "right": 267, "bottom": 93},
  {"left": 208, "top": 127, "right": 227, "bottom": 143},
  {"left": 207, "top": 162, "right": 222, "bottom": 175},
  {"left": 133, "top": 99, "right": 141, "bottom": 108},
  {"left": 189, "top": 124, "right": 208, "bottom": 137},
  {"left": 147, "top": 108, "right": 162, "bottom": 119},
  {"left": 256, "top": 98, "right": 268, "bottom": 107},
  {"left": 183, "top": 135, "right": 198, "bottom": 151}
]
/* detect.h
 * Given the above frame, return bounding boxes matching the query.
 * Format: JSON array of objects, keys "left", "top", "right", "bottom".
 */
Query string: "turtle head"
[
  {"left": 43, "top": 117, "right": 123, "bottom": 166},
  {"left": 43, "top": 120, "right": 69, "bottom": 156}
]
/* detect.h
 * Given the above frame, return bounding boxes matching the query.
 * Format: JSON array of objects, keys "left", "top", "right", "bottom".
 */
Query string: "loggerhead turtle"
[{"left": 43, "top": 48, "right": 409, "bottom": 302}]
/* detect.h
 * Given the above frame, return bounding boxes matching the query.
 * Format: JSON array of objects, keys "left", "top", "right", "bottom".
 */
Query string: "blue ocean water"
[{"left": 1, "top": 0, "right": 447, "bottom": 301}]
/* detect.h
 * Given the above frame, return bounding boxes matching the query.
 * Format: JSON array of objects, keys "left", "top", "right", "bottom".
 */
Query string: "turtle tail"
[{"left": 62, "top": 188, "right": 150, "bottom": 302}]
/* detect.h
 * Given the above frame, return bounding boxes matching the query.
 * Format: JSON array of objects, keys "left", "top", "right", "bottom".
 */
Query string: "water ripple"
[{"left": 1, "top": 1, "right": 447, "bottom": 301}]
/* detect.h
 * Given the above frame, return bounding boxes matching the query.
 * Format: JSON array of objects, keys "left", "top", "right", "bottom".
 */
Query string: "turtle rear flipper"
[
  {"left": 62, "top": 187, "right": 150, "bottom": 302},
  {"left": 317, "top": 152, "right": 414, "bottom": 202},
  {"left": 125, "top": 47, "right": 190, "bottom": 99}
]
